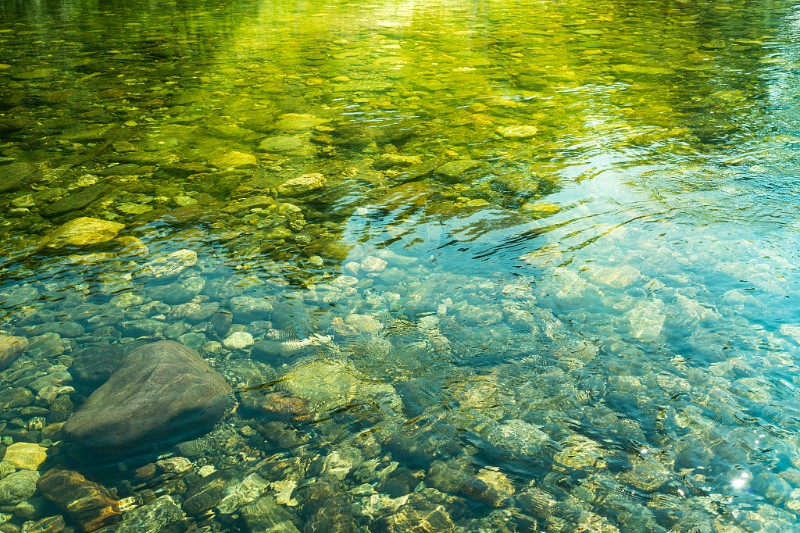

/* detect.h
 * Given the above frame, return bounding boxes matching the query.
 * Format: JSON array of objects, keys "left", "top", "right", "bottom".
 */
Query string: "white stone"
[
  {"left": 361, "top": 256, "right": 387, "bottom": 273},
  {"left": 590, "top": 265, "right": 640, "bottom": 288},
  {"left": 223, "top": 332, "right": 254, "bottom": 350},
  {"left": 627, "top": 300, "right": 666, "bottom": 342}
]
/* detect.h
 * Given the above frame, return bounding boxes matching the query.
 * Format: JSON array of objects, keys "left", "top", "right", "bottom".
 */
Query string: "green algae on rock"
[{"left": 37, "top": 218, "right": 125, "bottom": 250}]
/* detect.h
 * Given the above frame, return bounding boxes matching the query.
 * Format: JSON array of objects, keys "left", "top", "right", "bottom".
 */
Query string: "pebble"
[
  {"left": 3, "top": 443, "right": 47, "bottom": 471},
  {"left": 223, "top": 332, "right": 255, "bottom": 350}
]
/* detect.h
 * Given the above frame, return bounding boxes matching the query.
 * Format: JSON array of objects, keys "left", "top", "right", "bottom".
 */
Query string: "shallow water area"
[{"left": 1, "top": 0, "right": 800, "bottom": 531}]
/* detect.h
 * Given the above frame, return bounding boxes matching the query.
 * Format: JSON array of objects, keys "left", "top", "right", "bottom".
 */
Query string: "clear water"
[{"left": 1, "top": 0, "right": 800, "bottom": 530}]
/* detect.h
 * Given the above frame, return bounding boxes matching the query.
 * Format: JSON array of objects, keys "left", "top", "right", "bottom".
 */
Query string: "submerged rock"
[
  {"left": 136, "top": 249, "right": 198, "bottom": 279},
  {"left": 3, "top": 443, "right": 47, "bottom": 471},
  {"left": 277, "top": 173, "right": 326, "bottom": 196},
  {"left": 0, "top": 335, "right": 28, "bottom": 370},
  {"left": 276, "top": 358, "right": 402, "bottom": 416},
  {"left": 63, "top": 341, "right": 232, "bottom": 453},
  {"left": 0, "top": 470, "right": 39, "bottom": 505},
  {"left": 37, "top": 469, "right": 121, "bottom": 532},
  {"left": 38, "top": 217, "right": 125, "bottom": 250},
  {"left": 496, "top": 124, "right": 538, "bottom": 138},
  {"left": 39, "top": 184, "right": 110, "bottom": 218},
  {"left": 116, "top": 495, "right": 184, "bottom": 533},
  {"left": 0, "top": 161, "right": 38, "bottom": 193},
  {"left": 435, "top": 159, "right": 483, "bottom": 179}
]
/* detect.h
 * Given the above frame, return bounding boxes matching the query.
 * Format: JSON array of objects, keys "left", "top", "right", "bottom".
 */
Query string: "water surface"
[{"left": 1, "top": 0, "right": 800, "bottom": 530}]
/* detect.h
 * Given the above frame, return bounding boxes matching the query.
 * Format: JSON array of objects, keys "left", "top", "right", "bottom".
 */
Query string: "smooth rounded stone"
[
  {"left": 625, "top": 299, "right": 666, "bottom": 342},
  {"left": 222, "top": 195, "right": 275, "bottom": 214},
  {"left": 435, "top": 159, "right": 483, "bottom": 179},
  {"left": 210, "top": 151, "right": 258, "bottom": 169},
  {"left": 520, "top": 201, "right": 561, "bottom": 216},
  {"left": 28, "top": 369, "right": 78, "bottom": 394},
  {"left": 241, "top": 495, "right": 299, "bottom": 533},
  {"left": 589, "top": 265, "right": 641, "bottom": 288},
  {"left": 169, "top": 301, "right": 219, "bottom": 322},
  {"left": 277, "top": 173, "right": 325, "bottom": 196},
  {"left": 39, "top": 184, "right": 110, "bottom": 218},
  {"left": 0, "top": 162, "right": 38, "bottom": 193},
  {"left": 258, "top": 136, "right": 306, "bottom": 153},
  {"left": 136, "top": 249, "right": 197, "bottom": 279},
  {"left": 230, "top": 295, "right": 273, "bottom": 322},
  {"left": 274, "top": 113, "right": 328, "bottom": 130},
  {"left": 372, "top": 153, "right": 423, "bottom": 170},
  {"left": 3, "top": 443, "right": 47, "bottom": 471},
  {"left": 360, "top": 256, "right": 387, "bottom": 273},
  {"left": 63, "top": 341, "right": 232, "bottom": 452},
  {"left": 0, "top": 470, "right": 39, "bottom": 505},
  {"left": 0, "top": 462, "right": 17, "bottom": 479},
  {"left": 37, "top": 217, "right": 124, "bottom": 251},
  {"left": 21, "top": 514, "right": 65, "bottom": 533},
  {"left": 483, "top": 419, "right": 550, "bottom": 457},
  {"left": 223, "top": 331, "right": 254, "bottom": 350},
  {"left": 119, "top": 319, "right": 167, "bottom": 338},
  {"left": 427, "top": 460, "right": 510, "bottom": 508},
  {"left": 0, "top": 388, "right": 34, "bottom": 410},
  {"left": 147, "top": 276, "right": 206, "bottom": 305},
  {"left": 26, "top": 322, "right": 84, "bottom": 339},
  {"left": 276, "top": 358, "right": 402, "bottom": 419},
  {"left": 3, "top": 286, "right": 39, "bottom": 307},
  {"left": 343, "top": 314, "right": 384, "bottom": 334},
  {"left": 37, "top": 469, "right": 121, "bottom": 532},
  {"left": 496, "top": 124, "right": 538, "bottom": 138},
  {"left": 0, "top": 336, "right": 28, "bottom": 370}
]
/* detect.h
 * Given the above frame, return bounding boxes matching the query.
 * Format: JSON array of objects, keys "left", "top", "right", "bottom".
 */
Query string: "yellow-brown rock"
[
  {"left": 0, "top": 335, "right": 28, "bottom": 370},
  {"left": 37, "top": 469, "right": 121, "bottom": 532},
  {"left": 38, "top": 217, "right": 124, "bottom": 250},
  {"left": 3, "top": 442, "right": 47, "bottom": 471}
]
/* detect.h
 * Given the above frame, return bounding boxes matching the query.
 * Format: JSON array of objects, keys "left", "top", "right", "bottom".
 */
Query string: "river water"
[{"left": 1, "top": 0, "right": 799, "bottom": 530}]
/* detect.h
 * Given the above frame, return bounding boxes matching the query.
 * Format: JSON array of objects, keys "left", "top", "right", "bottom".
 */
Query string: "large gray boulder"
[{"left": 63, "top": 341, "right": 231, "bottom": 453}]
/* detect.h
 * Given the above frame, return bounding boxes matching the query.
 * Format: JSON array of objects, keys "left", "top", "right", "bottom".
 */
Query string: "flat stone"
[
  {"left": 3, "top": 443, "right": 47, "bottom": 471},
  {"left": 0, "top": 335, "right": 28, "bottom": 370},
  {"left": 590, "top": 265, "right": 641, "bottom": 288},
  {"left": 361, "top": 256, "right": 387, "bottom": 273},
  {"left": 0, "top": 470, "right": 39, "bottom": 505},
  {"left": 40, "top": 184, "right": 109, "bottom": 217},
  {"left": 0, "top": 162, "right": 38, "bottom": 194},
  {"left": 136, "top": 249, "right": 197, "bottom": 279},
  {"left": 274, "top": 113, "right": 328, "bottom": 130},
  {"left": 210, "top": 151, "right": 258, "bottom": 169},
  {"left": 373, "top": 153, "right": 422, "bottom": 170},
  {"left": 258, "top": 136, "right": 305, "bottom": 153},
  {"left": 435, "top": 159, "right": 483, "bottom": 179},
  {"left": 222, "top": 195, "right": 274, "bottom": 214},
  {"left": 38, "top": 217, "right": 125, "bottom": 250},
  {"left": 520, "top": 202, "right": 561, "bottom": 216},
  {"left": 496, "top": 124, "right": 538, "bottom": 138},
  {"left": 63, "top": 341, "right": 232, "bottom": 452},
  {"left": 20, "top": 515, "right": 65, "bottom": 533},
  {"left": 277, "top": 173, "right": 326, "bottom": 196},
  {"left": 223, "top": 332, "right": 254, "bottom": 350}
]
